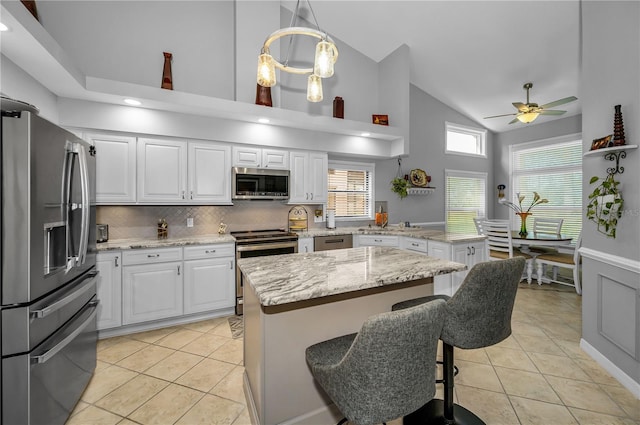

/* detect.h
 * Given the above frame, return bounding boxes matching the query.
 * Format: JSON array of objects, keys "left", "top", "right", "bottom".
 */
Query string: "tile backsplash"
[{"left": 97, "top": 202, "right": 346, "bottom": 240}]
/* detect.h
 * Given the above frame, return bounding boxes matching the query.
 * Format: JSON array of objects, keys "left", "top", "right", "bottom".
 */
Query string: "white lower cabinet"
[
  {"left": 298, "top": 237, "right": 314, "bottom": 253},
  {"left": 402, "top": 237, "right": 428, "bottom": 254},
  {"left": 428, "top": 240, "right": 487, "bottom": 296},
  {"left": 122, "top": 248, "right": 184, "bottom": 325},
  {"left": 96, "top": 251, "right": 122, "bottom": 330},
  {"left": 355, "top": 235, "right": 399, "bottom": 247},
  {"left": 183, "top": 244, "right": 235, "bottom": 314}
]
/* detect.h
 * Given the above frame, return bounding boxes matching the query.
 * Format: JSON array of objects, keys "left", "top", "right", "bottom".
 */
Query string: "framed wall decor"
[
  {"left": 590, "top": 134, "right": 613, "bottom": 151},
  {"left": 372, "top": 114, "right": 389, "bottom": 125}
]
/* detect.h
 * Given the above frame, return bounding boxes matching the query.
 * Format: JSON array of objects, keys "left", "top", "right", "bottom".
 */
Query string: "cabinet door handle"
[
  {"left": 467, "top": 247, "right": 471, "bottom": 256},
  {"left": 305, "top": 193, "right": 309, "bottom": 200},
  {"left": 411, "top": 243, "right": 419, "bottom": 247},
  {"left": 190, "top": 191, "right": 193, "bottom": 199},
  {"left": 114, "top": 256, "right": 119, "bottom": 267},
  {"left": 471, "top": 246, "right": 476, "bottom": 255},
  {"left": 205, "top": 250, "right": 216, "bottom": 254},
  {"left": 177, "top": 265, "right": 181, "bottom": 275},
  {"left": 310, "top": 193, "right": 314, "bottom": 200},
  {"left": 147, "top": 254, "right": 160, "bottom": 258},
  {"left": 230, "top": 261, "right": 234, "bottom": 269},
  {"left": 182, "top": 190, "right": 185, "bottom": 199},
  {"left": 374, "top": 239, "right": 382, "bottom": 243}
]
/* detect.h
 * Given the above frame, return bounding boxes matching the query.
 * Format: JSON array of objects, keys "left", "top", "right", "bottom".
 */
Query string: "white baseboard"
[{"left": 580, "top": 338, "right": 640, "bottom": 399}]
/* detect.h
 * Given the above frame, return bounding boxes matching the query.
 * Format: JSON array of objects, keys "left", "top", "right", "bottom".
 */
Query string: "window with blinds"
[
  {"left": 445, "top": 170, "right": 487, "bottom": 234},
  {"left": 327, "top": 161, "right": 374, "bottom": 220},
  {"left": 446, "top": 122, "right": 487, "bottom": 157},
  {"left": 510, "top": 137, "right": 582, "bottom": 241}
]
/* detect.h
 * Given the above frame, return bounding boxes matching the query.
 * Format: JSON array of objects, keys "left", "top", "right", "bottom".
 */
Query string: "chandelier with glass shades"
[{"left": 256, "top": 0, "right": 338, "bottom": 102}]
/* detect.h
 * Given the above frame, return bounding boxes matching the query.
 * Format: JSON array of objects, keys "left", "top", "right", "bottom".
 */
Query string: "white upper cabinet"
[
  {"left": 188, "top": 142, "right": 231, "bottom": 203},
  {"left": 88, "top": 133, "right": 137, "bottom": 204},
  {"left": 232, "top": 146, "right": 289, "bottom": 169},
  {"left": 289, "top": 151, "right": 328, "bottom": 204},
  {"left": 138, "top": 138, "right": 231, "bottom": 204}
]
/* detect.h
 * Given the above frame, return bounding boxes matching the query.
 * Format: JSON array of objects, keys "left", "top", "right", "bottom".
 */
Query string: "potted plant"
[
  {"left": 586, "top": 174, "right": 623, "bottom": 238},
  {"left": 390, "top": 177, "right": 410, "bottom": 199}
]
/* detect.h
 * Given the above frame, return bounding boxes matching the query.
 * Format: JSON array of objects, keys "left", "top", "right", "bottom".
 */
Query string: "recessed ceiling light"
[
  {"left": 0, "top": 23, "right": 9, "bottom": 32},
  {"left": 361, "top": 132, "right": 371, "bottom": 137},
  {"left": 123, "top": 98, "right": 141, "bottom": 106},
  {"left": 258, "top": 118, "right": 270, "bottom": 124}
]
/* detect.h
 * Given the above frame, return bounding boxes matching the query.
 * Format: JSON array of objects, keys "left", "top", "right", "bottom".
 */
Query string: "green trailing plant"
[
  {"left": 586, "top": 173, "right": 623, "bottom": 238},
  {"left": 391, "top": 177, "right": 410, "bottom": 199}
]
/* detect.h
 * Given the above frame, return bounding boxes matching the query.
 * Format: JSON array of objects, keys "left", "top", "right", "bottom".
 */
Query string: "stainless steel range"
[{"left": 232, "top": 229, "right": 298, "bottom": 315}]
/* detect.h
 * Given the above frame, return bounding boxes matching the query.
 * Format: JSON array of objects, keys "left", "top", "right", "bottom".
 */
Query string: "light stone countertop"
[
  {"left": 238, "top": 246, "right": 467, "bottom": 306},
  {"left": 96, "top": 234, "right": 236, "bottom": 251}
]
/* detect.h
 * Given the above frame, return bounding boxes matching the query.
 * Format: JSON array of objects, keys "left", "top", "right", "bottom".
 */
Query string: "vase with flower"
[{"left": 499, "top": 192, "right": 548, "bottom": 237}]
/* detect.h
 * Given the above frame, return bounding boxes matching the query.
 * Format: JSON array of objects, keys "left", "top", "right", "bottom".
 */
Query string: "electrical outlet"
[{"left": 187, "top": 217, "right": 194, "bottom": 227}]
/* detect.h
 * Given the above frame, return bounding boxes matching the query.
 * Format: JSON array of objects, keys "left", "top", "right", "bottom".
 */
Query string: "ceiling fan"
[{"left": 484, "top": 82, "right": 577, "bottom": 124}]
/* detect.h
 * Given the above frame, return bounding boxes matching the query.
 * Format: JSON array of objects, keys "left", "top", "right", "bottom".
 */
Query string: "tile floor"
[{"left": 70, "top": 283, "right": 639, "bottom": 425}]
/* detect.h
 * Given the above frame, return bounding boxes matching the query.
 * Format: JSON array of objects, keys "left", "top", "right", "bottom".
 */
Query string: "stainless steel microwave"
[{"left": 232, "top": 167, "right": 289, "bottom": 200}]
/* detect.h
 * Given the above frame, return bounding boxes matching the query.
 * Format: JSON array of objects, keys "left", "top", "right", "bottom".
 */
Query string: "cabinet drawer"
[
  {"left": 122, "top": 247, "right": 183, "bottom": 265},
  {"left": 183, "top": 244, "right": 235, "bottom": 260},
  {"left": 358, "top": 235, "right": 399, "bottom": 247},
  {"left": 404, "top": 237, "right": 428, "bottom": 253}
]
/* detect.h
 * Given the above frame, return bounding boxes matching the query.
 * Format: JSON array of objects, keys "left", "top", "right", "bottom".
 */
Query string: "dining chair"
[
  {"left": 530, "top": 217, "right": 564, "bottom": 254},
  {"left": 536, "top": 232, "right": 582, "bottom": 294},
  {"left": 482, "top": 220, "right": 533, "bottom": 284},
  {"left": 472, "top": 217, "right": 486, "bottom": 235}
]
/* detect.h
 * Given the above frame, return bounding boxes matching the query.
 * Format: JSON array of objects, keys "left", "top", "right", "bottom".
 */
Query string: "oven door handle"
[
  {"left": 236, "top": 242, "right": 298, "bottom": 252},
  {"left": 30, "top": 271, "right": 98, "bottom": 319},
  {"left": 31, "top": 300, "right": 98, "bottom": 364}
]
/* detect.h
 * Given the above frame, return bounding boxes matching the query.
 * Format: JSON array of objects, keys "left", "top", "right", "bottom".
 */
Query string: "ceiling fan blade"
[
  {"left": 539, "top": 96, "right": 577, "bottom": 110},
  {"left": 539, "top": 109, "right": 567, "bottom": 116},
  {"left": 483, "top": 112, "right": 517, "bottom": 119},
  {"left": 512, "top": 102, "right": 529, "bottom": 112},
  {"left": 508, "top": 117, "right": 520, "bottom": 124}
]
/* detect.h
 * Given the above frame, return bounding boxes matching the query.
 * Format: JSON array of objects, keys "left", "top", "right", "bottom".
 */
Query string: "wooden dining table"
[{"left": 511, "top": 232, "right": 572, "bottom": 252}]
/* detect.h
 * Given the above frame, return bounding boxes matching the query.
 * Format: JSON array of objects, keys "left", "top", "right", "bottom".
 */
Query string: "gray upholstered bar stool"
[
  {"left": 392, "top": 257, "right": 525, "bottom": 425},
  {"left": 305, "top": 299, "right": 447, "bottom": 425}
]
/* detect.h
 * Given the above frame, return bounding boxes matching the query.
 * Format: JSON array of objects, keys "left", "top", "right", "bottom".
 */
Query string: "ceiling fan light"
[
  {"left": 314, "top": 40, "right": 335, "bottom": 78},
  {"left": 257, "top": 52, "right": 276, "bottom": 87},
  {"left": 517, "top": 112, "right": 539, "bottom": 123},
  {"left": 307, "top": 74, "right": 323, "bottom": 102}
]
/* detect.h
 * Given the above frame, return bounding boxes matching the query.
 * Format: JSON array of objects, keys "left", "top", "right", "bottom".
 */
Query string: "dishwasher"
[{"left": 314, "top": 234, "right": 353, "bottom": 251}]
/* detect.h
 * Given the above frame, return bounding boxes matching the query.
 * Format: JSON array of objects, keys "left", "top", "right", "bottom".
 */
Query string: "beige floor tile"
[
  {"left": 95, "top": 374, "right": 169, "bottom": 417},
  {"left": 554, "top": 338, "right": 591, "bottom": 360},
  {"left": 97, "top": 336, "right": 130, "bottom": 352},
  {"left": 95, "top": 360, "right": 112, "bottom": 372},
  {"left": 155, "top": 328, "right": 203, "bottom": 350},
  {"left": 175, "top": 393, "right": 245, "bottom": 425},
  {"left": 511, "top": 320, "right": 548, "bottom": 338},
  {"left": 128, "top": 383, "right": 204, "bottom": 425},
  {"left": 495, "top": 366, "right": 562, "bottom": 404},
  {"left": 599, "top": 383, "right": 640, "bottom": 420},
  {"left": 180, "top": 333, "right": 230, "bottom": 357},
  {"left": 144, "top": 351, "right": 204, "bottom": 382},
  {"left": 231, "top": 408, "right": 252, "bottom": 425},
  {"left": 540, "top": 322, "right": 582, "bottom": 342},
  {"left": 573, "top": 357, "right": 623, "bottom": 386},
  {"left": 210, "top": 365, "right": 246, "bottom": 404},
  {"left": 529, "top": 352, "right": 592, "bottom": 381},
  {"left": 70, "top": 400, "right": 90, "bottom": 417},
  {"left": 454, "top": 347, "right": 491, "bottom": 364},
  {"left": 569, "top": 407, "right": 638, "bottom": 425},
  {"left": 182, "top": 316, "right": 229, "bottom": 333},
  {"left": 116, "top": 344, "right": 174, "bottom": 373},
  {"left": 510, "top": 395, "right": 578, "bottom": 425},
  {"left": 117, "top": 419, "right": 140, "bottom": 425},
  {"left": 176, "top": 357, "right": 236, "bottom": 392},
  {"left": 494, "top": 335, "right": 522, "bottom": 350},
  {"left": 545, "top": 375, "right": 621, "bottom": 416},
  {"left": 513, "top": 333, "right": 566, "bottom": 356},
  {"left": 81, "top": 365, "right": 138, "bottom": 403},
  {"left": 485, "top": 346, "right": 538, "bottom": 372},
  {"left": 210, "top": 321, "right": 234, "bottom": 338},
  {"left": 127, "top": 326, "right": 178, "bottom": 344},
  {"left": 98, "top": 339, "right": 149, "bottom": 364},
  {"left": 66, "top": 405, "right": 123, "bottom": 425},
  {"left": 455, "top": 384, "right": 519, "bottom": 425},
  {"left": 209, "top": 339, "right": 244, "bottom": 364},
  {"left": 453, "top": 359, "right": 503, "bottom": 392}
]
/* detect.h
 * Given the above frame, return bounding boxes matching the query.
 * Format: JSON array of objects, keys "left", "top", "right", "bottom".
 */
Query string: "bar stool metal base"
[{"left": 403, "top": 399, "right": 486, "bottom": 425}]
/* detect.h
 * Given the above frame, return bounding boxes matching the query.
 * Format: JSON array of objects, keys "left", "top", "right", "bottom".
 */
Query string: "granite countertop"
[
  {"left": 96, "top": 234, "right": 236, "bottom": 251},
  {"left": 238, "top": 246, "right": 467, "bottom": 306}
]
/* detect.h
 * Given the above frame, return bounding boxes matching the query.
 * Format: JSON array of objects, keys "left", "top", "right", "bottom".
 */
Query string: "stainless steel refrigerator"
[{"left": 1, "top": 98, "right": 99, "bottom": 425}]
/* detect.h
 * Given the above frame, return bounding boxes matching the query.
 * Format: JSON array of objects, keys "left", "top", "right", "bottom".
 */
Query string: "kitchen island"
[{"left": 239, "top": 246, "right": 466, "bottom": 425}]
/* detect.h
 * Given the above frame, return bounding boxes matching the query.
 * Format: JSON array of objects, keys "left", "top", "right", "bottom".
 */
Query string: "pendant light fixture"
[{"left": 256, "top": 0, "right": 338, "bottom": 103}]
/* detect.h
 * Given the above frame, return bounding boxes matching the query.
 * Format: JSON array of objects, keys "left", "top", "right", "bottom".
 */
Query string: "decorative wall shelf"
[
  {"left": 583, "top": 144, "right": 637, "bottom": 175},
  {"left": 407, "top": 187, "right": 436, "bottom": 196}
]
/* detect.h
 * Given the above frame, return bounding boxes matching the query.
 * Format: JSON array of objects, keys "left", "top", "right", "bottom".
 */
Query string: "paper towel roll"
[{"left": 327, "top": 210, "right": 336, "bottom": 229}]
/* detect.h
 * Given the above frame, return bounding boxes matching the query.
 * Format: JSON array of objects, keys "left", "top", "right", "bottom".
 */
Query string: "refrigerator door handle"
[
  {"left": 30, "top": 271, "right": 98, "bottom": 318},
  {"left": 75, "top": 142, "right": 90, "bottom": 266},
  {"left": 31, "top": 301, "right": 98, "bottom": 364}
]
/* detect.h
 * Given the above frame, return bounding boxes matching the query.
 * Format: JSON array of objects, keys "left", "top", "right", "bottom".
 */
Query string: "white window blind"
[
  {"left": 510, "top": 137, "right": 582, "bottom": 241},
  {"left": 445, "top": 170, "right": 487, "bottom": 234},
  {"left": 327, "top": 161, "right": 374, "bottom": 220}
]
